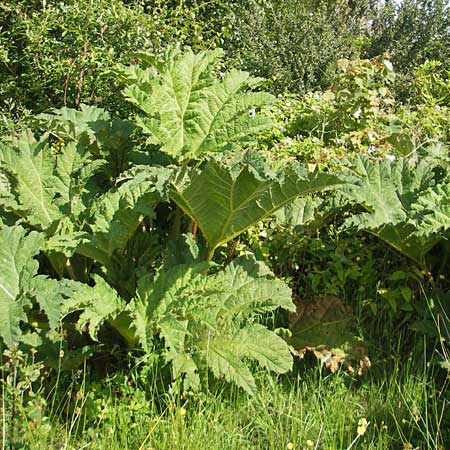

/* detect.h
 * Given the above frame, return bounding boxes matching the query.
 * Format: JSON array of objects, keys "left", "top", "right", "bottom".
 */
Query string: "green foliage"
[
  {"left": 170, "top": 153, "right": 341, "bottom": 258},
  {"left": 0, "top": 134, "right": 63, "bottom": 228},
  {"left": 0, "top": 0, "right": 231, "bottom": 123},
  {"left": 223, "top": 0, "right": 372, "bottom": 94},
  {"left": 0, "top": 226, "right": 42, "bottom": 347},
  {"left": 0, "top": 48, "right": 351, "bottom": 394},
  {"left": 283, "top": 56, "right": 399, "bottom": 157},
  {"left": 130, "top": 255, "right": 294, "bottom": 394},
  {"left": 412, "top": 60, "right": 450, "bottom": 107},
  {"left": 259, "top": 55, "right": 450, "bottom": 173},
  {"left": 0, "top": 226, "right": 77, "bottom": 347},
  {"left": 120, "top": 47, "right": 274, "bottom": 162},
  {"left": 61, "top": 275, "right": 126, "bottom": 341},
  {"left": 341, "top": 154, "right": 450, "bottom": 266},
  {"left": 368, "top": 0, "right": 450, "bottom": 93}
]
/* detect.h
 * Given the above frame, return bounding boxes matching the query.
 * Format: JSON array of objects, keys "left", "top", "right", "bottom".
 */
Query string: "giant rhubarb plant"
[{"left": 0, "top": 47, "right": 343, "bottom": 393}]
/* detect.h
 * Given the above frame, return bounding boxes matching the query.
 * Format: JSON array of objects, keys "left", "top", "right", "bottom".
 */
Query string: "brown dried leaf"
[{"left": 288, "top": 295, "right": 371, "bottom": 374}]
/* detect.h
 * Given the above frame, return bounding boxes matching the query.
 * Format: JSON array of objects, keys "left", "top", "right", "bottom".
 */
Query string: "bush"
[
  {"left": 0, "top": 0, "right": 228, "bottom": 121},
  {"left": 222, "top": 0, "right": 373, "bottom": 94}
]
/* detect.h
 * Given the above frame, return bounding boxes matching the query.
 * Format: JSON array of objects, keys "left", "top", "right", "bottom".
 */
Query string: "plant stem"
[
  {"left": 170, "top": 205, "right": 183, "bottom": 240},
  {"left": 65, "top": 258, "right": 77, "bottom": 281},
  {"left": 206, "top": 247, "right": 215, "bottom": 261}
]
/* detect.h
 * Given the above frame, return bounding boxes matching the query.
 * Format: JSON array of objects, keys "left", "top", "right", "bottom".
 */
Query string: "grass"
[{"left": 2, "top": 342, "right": 448, "bottom": 450}]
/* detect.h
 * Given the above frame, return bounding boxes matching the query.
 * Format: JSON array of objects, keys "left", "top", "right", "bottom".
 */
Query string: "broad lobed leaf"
[
  {"left": 170, "top": 155, "right": 341, "bottom": 257},
  {"left": 122, "top": 47, "right": 274, "bottom": 161}
]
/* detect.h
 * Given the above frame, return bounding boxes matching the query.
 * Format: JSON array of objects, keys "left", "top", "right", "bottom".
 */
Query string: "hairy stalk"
[
  {"left": 224, "top": 239, "right": 237, "bottom": 267},
  {"left": 191, "top": 221, "right": 198, "bottom": 240},
  {"left": 10, "top": 350, "right": 18, "bottom": 450},
  {"left": 1, "top": 366, "right": 5, "bottom": 450},
  {"left": 75, "top": 40, "right": 89, "bottom": 107}
]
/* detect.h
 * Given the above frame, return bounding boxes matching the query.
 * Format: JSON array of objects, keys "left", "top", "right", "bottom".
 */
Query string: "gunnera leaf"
[
  {"left": 340, "top": 155, "right": 448, "bottom": 265},
  {"left": 170, "top": 154, "right": 341, "bottom": 258},
  {"left": 0, "top": 135, "right": 60, "bottom": 229},
  {"left": 77, "top": 166, "right": 172, "bottom": 267},
  {"left": 61, "top": 275, "right": 126, "bottom": 341},
  {"left": 129, "top": 255, "right": 295, "bottom": 394},
  {"left": 121, "top": 47, "right": 274, "bottom": 161},
  {"left": 0, "top": 226, "right": 43, "bottom": 347}
]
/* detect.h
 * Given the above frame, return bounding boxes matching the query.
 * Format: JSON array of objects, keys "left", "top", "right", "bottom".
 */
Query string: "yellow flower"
[
  {"left": 306, "top": 440, "right": 314, "bottom": 447},
  {"left": 357, "top": 425, "right": 367, "bottom": 436},
  {"left": 356, "top": 418, "right": 369, "bottom": 436},
  {"left": 179, "top": 407, "right": 187, "bottom": 417},
  {"left": 287, "top": 442, "right": 294, "bottom": 450},
  {"left": 403, "top": 443, "right": 413, "bottom": 450},
  {"left": 358, "top": 418, "right": 368, "bottom": 427}
]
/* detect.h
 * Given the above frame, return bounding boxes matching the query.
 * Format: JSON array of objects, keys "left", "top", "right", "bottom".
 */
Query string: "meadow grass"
[{"left": 2, "top": 342, "right": 448, "bottom": 450}]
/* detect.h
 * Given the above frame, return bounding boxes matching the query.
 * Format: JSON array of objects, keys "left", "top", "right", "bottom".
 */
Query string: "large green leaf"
[
  {"left": 341, "top": 155, "right": 433, "bottom": 229},
  {"left": 0, "top": 135, "right": 60, "bottom": 228},
  {"left": 130, "top": 255, "right": 294, "bottom": 393},
  {"left": 35, "top": 104, "right": 111, "bottom": 146},
  {"left": 122, "top": 47, "right": 274, "bottom": 161},
  {"left": 30, "top": 277, "right": 77, "bottom": 331},
  {"left": 77, "top": 166, "right": 171, "bottom": 266},
  {"left": 0, "top": 134, "right": 100, "bottom": 229},
  {"left": 51, "top": 141, "right": 104, "bottom": 217},
  {"left": 0, "top": 227, "right": 42, "bottom": 346},
  {"left": 36, "top": 105, "right": 135, "bottom": 178},
  {"left": 340, "top": 155, "right": 445, "bottom": 265},
  {"left": 61, "top": 275, "right": 126, "bottom": 341},
  {"left": 217, "top": 256, "right": 295, "bottom": 315},
  {"left": 413, "top": 183, "right": 450, "bottom": 237},
  {"left": 208, "top": 324, "right": 292, "bottom": 395},
  {"left": 169, "top": 157, "right": 341, "bottom": 258}
]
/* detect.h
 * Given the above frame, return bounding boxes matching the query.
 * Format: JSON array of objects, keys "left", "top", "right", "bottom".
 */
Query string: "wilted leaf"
[{"left": 289, "top": 295, "right": 370, "bottom": 375}]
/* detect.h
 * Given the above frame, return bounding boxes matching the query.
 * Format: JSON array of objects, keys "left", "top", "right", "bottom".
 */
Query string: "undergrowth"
[{"left": 1, "top": 339, "right": 448, "bottom": 450}]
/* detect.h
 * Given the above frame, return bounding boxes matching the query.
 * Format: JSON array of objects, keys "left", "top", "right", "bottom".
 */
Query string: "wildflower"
[
  {"left": 384, "top": 60, "right": 394, "bottom": 72},
  {"left": 385, "top": 154, "right": 396, "bottom": 162},
  {"left": 353, "top": 107, "right": 362, "bottom": 119},
  {"left": 403, "top": 443, "right": 413, "bottom": 450},
  {"left": 357, "top": 425, "right": 367, "bottom": 436},
  {"left": 283, "top": 138, "right": 293, "bottom": 148},
  {"left": 179, "top": 407, "right": 187, "bottom": 417},
  {"left": 287, "top": 442, "right": 294, "bottom": 450},
  {"left": 357, "top": 418, "right": 368, "bottom": 435},
  {"left": 306, "top": 440, "right": 314, "bottom": 447}
]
